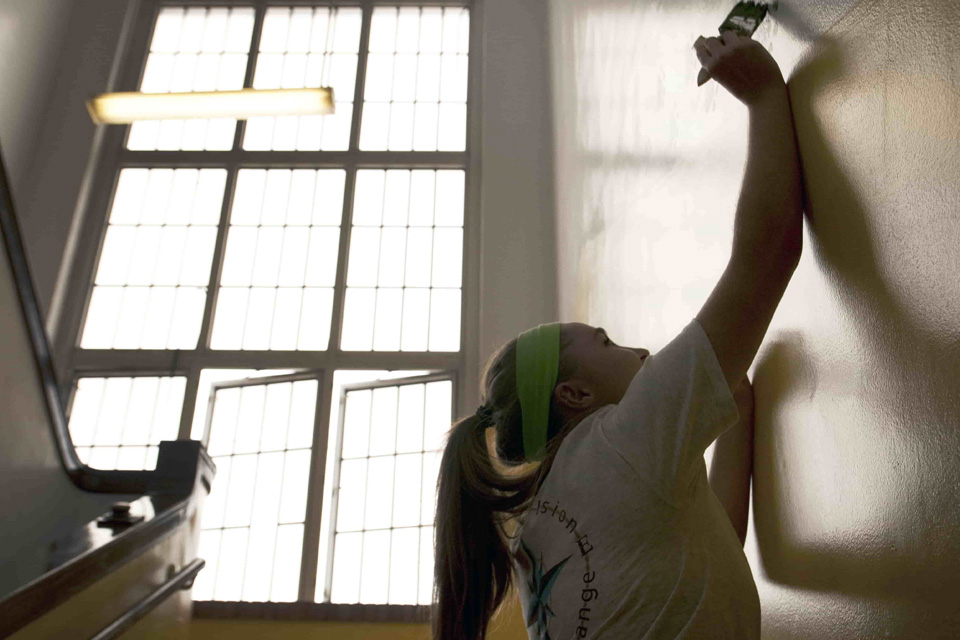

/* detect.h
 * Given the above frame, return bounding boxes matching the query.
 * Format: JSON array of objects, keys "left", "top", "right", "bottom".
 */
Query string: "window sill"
[{"left": 192, "top": 601, "right": 433, "bottom": 624}]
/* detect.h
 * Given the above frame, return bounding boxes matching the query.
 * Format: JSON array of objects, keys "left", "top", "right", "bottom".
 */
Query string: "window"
[
  {"left": 61, "top": 1, "right": 474, "bottom": 611},
  {"left": 324, "top": 375, "right": 451, "bottom": 604}
]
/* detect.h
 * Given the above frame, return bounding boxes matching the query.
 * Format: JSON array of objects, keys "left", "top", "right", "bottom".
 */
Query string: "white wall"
[
  {"left": 477, "top": 0, "right": 558, "bottom": 375},
  {"left": 546, "top": 0, "right": 960, "bottom": 636},
  {"left": 0, "top": 0, "right": 73, "bottom": 202}
]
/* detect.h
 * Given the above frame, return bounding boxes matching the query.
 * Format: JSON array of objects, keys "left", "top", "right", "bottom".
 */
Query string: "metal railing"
[{"left": 90, "top": 558, "right": 206, "bottom": 640}]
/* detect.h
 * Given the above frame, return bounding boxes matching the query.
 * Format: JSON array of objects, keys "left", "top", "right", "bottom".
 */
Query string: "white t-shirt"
[{"left": 510, "top": 318, "right": 760, "bottom": 639}]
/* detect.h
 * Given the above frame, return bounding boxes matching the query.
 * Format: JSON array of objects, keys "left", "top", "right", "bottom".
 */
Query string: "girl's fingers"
[
  {"left": 719, "top": 29, "right": 741, "bottom": 46},
  {"left": 702, "top": 36, "right": 725, "bottom": 57},
  {"left": 693, "top": 36, "right": 713, "bottom": 66}
]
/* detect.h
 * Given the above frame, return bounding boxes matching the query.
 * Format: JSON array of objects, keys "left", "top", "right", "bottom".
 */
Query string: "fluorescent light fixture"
[{"left": 86, "top": 87, "right": 335, "bottom": 124}]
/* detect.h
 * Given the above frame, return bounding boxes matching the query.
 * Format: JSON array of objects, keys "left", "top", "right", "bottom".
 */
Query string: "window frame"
[
  {"left": 322, "top": 371, "right": 456, "bottom": 604},
  {"left": 53, "top": 0, "right": 482, "bottom": 622}
]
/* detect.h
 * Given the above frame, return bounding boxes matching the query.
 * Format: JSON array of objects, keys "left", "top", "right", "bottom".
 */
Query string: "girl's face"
[{"left": 555, "top": 323, "right": 650, "bottom": 415}]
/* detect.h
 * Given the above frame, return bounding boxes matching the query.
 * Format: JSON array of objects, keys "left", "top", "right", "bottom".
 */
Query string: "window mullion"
[
  {"left": 234, "top": 1, "right": 268, "bottom": 152},
  {"left": 176, "top": 363, "right": 203, "bottom": 440},
  {"left": 195, "top": 166, "right": 240, "bottom": 350},
  {"left": 298, "top": 370, "right": 335, "bottom": 601},
  {"left": 350, "top": 1, "right": 374, "bottom": 154}
]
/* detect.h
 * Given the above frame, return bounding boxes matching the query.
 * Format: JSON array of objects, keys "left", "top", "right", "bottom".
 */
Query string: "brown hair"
[{"left": 431, "top": 330, "right": 581, "bottom": 639}]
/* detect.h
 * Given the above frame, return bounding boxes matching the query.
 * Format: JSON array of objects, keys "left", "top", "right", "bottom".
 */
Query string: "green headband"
[{"left": 516, "top": 322, "right": 560, "bottom": 462}]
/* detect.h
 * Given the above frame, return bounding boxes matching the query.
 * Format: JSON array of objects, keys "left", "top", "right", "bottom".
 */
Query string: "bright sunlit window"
[{"left": 64, "top": 2, "right": 473, "bottom": 613}]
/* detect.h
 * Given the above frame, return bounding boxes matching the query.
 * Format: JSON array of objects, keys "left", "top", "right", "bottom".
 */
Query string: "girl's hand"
[{"left": 693, "top": 31, "right": 785, "bottom": 106}]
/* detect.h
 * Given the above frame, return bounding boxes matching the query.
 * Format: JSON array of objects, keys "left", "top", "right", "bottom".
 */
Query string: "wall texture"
[{"left": 547, "top": 0, "right": 959, "bottom": 638}]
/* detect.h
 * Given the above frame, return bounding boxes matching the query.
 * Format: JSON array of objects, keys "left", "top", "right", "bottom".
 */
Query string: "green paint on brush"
[
  {"left": 717, "top": 0, "right": 776, "bottom": 37},
  {"left": 697, "top": 0, "right": 777, "bottom": 86}
]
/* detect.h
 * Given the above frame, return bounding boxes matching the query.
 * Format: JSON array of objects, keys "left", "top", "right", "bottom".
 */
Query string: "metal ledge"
[{"left": 193, "top": 600, "right": 434, "bottom": 624}]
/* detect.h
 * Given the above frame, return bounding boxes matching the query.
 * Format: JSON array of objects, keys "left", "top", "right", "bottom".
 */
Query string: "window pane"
[
  {"left": 234, "top": 385, "right": 266, "bottom": 454},
  {"left": 251, "top": 452, "right": 284, "bottom": 526},
  {"left": 342, "top": 170, "right": 463, "bottom": 353},
  {"left": 191, "top": 369, "right": 294, "bottom": 441},
  {"left": 298, "top": 288, "right": 334, "bottom": 350},
  {"left": 260, "top": 383, "right": 292, "bottom": 451},
  {"left": 270, "top": 288, "right": 302, "bottom": 350},
  {"left": 396, "top": 384, "right": 425, "bottom": 454},
  {"left": 80, "top": 287, "right": 122, "bottom": 348},
  {"left": 131, "top": 7, "right": 253, "bottom": 150},
  {"left": 242, "top": 524, "right": 277, "bottom": 602},
  {"left": 83, "top": 168, "right": 225, "bottom": 350},
  {"left": 245, "top": 6, "right": 360, "bottom": 151},
  {"left": 315, "top": 370, "right": 434, "bottom": 603},
  {"left": 330, "top": 531, "right": 361, "bottom": 603},
  {"left": 242, "top": 287, "right": 276, "bottom": 350},
  {"left": 113, "top": 287, "right": 150, "bottom": 349},
  {"left": 418, "top": 526, "right": 434, "bottom": 604},
  {"left": 435, "top": 170, "right": 465, "bottom": 226},
  {"left": 279, "top": 449, "right": 311, "bottom": 523},
  {"left": 431, "top": 228, "right": 463, "bottom": 288},
  {"left": 223, "top": 453, "right": 257, "bottom": 528},
  {"left": 372, "top": 288, "right": 402, "bottom": 351},
  {"left": 277, "top": 229, "right": 309, "bottom": 287},
  {"left": 429, "top": 288, "right": 461, "bottom": 352},
  {"left": 421, "top": 451, "right": 440, "bottom": 526},
  {"left": 251, "top": 227, "right": 284, "bottom": 286},
  {"left": 400, "top": 288, "right": 429, "bottom": 352},
  {"left": 392, "top": 454, "right": 422, "bottom": 528},
  {"left": 363, "top": 456, "right": 394, "bottom": 530},
  {"left": 303, "top": 227, "right": 340, "bottom": 287},
  {"left": 68, "top": 376, "right": 185, "bottom": 470},
  {"left": 210, "top": 287, "right": 248, "bottom": 350},
  {"left": 214, "top": 170, "right": 342, "bottom": 351},
  {"left": 271, "top": 524, "right": 304, "bottom": 602},
  {"left": 388, "top": 527, "right": 419, "bottom": 604},
  {"left": 404, "top": 228, "right": 432, "bottom": 287},
  {"left": 369, "top": 387, "right": 398, "bottom": 457},
  {"left": 287, "top": 379, "right": 318, "bottom": 450},
  {"left": 326, "top": 376, "right": 453, "bottom": 604},
  {"left": 214, "top": 528, "right": 248, "bottom": 600},
  {"left": 346, "top": 228, "right": 380, "bottom": 287},
  {"left": 361, "top": 7, "right": 468, "bottom": 152},
  {"left": 341, "top": 389, "right": 371, "bottom": 460},
  {"left": 424, "top": 381, "right": 452, "bottom": 451},
  {"left": 200, "top": 376, "right": 318, "bottom": 603},
  {"left": 336, "top": 459, "right": 367, "bottom": 532},
  {"left": 341, "top": 288, "right": 375, "bottom": 351},
  {"left": 359, "top": 529, "right": 390, "bottom": 604}
]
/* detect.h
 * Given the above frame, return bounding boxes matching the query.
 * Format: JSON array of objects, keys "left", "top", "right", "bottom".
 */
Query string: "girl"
[{"left": 433, "top": 30, "right": 803, "bottom": 639}]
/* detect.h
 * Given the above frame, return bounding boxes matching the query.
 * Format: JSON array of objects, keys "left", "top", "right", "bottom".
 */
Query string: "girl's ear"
[{"left": 554, "top": 380, "right": 597, "bottom": 411}]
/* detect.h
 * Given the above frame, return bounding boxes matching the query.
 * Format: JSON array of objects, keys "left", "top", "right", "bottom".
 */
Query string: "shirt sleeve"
[{"left": 599, "top": 318, "right": 739, "bottom": 505}]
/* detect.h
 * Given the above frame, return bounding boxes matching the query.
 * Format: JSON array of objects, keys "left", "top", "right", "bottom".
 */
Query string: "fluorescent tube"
[{"left": 86, "top": 87, "right": 335, "bottom": 124}]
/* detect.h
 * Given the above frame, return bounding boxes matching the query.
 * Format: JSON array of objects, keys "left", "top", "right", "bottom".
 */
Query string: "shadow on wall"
[{"left": 751, "top": 32, "right": 960, "bottom": 603}]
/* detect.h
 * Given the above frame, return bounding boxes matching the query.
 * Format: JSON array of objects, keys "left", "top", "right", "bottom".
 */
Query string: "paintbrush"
[{"left": 697, "top": 0, "right": 776, "bottom": 86}]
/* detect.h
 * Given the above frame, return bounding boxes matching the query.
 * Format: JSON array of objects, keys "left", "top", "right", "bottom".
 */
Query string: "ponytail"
[
  {"left": 432, "top": 333, "right": 578, "bottom": 639},
  {"left": 433, "top": 413, "right": 531, "bottom": 640}
]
